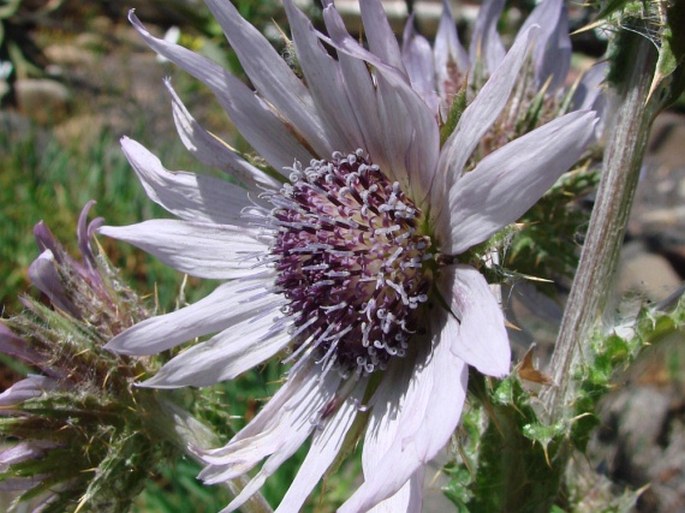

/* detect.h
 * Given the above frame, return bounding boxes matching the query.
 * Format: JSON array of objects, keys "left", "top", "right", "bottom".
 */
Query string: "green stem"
[{"left": 541, "top": 31, "right": 660, "bottom": 421}]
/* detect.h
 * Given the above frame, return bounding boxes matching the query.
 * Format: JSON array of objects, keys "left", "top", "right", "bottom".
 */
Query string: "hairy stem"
[{"left": 541, "top": 31, "right": 659, "bottom": 421}]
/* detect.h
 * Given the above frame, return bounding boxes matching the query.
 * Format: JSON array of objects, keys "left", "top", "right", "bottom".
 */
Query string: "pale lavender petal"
[
  {"left": 319, "top": 8, "right": 393, "bottom": 178},
  {"left": 520, "top": 0, "right": 571, "bottom": 89},
  {"left": 361, "top": 351, "right": 417, "bottom": 468},
  {"left": 0, "top": 443, "right": 55, "bottom": 492},
  {"left": 401, "top": 17, "right": 439, "bottom": 112},
  {"left": 201, "top": 366, "right": 341, "bottom": 512},
  {"left": 440, "top": 265, "right": 510, "bottom": 376},
  {"left": 0, "top": 324, "right": 41, "bottom": 368},
  {"left": 203, "top": 0, "right": 333, "bottom": 157},
  {"left": 434, "top": 0, "right": 469, "bottom": 112},
  {"left": 0, "top": 325, "right": 64, "bottom": 380},
  {"left": 120, "top": 137, "right": 250, "bottom": 224},
  {"left": 437, "top": 25, "right": 537, "bottom": 182},
  {"left": 128, "top": 11, "right": 313, "bottom": 171},
  {"left": 33, "top": 221, "right": 61, "bottom": 258},
  {"left": 321, "top": 4, "right": 440, "bottom": 204},
  {"left": 434, "top": 0, "right": 468, "bottom": 73},
  {"left": 337, "top": 53, "right": 386, "bottom": 167},
  {"left": 316, "top": 1, "right": 389, "bottom": 167},
  {"left": 571, "top": 62, "right": 607, "bottom": 112},
  {"left": 341, "top": 325, "right": 468, "bottom": 512},
  {"left": 366, "top": 469, "right": 424, "bottom": 513},
  {"left": 33, "top": 220, "right": 83, "bottom": 276},
  {"left": 165, "top": 80, "right": 279, "bottom": 191},
  {"left": 359, "top": 0, "right": 407, "bottom": 73},
  {"left": 320, "top": 6, "right": 409, "bottom": 88},
  {"left": 375, "top": 77, "right": 439, "bottom": 205},
  {"left": 0, "top": 478, "right": 36, "bottom": 492},
  {"left": 76, "top": 200, "right": 103, "bottom": 273},
  {"left": 98, "top": 219, "right": 266, "bottom": 279},
  {"left": 0, "top": 441, "right": 56, "bottom": 473},
  {"left": 201, "top": 362, "right": 337, "bottom": 474},
  {"left": 448, "top": 110, "right": 598, "bottom": 254},
  {"left": 274, "top": 380, "right": 365, "bottom": 513},
  {"left": 0, "top": 443, "right": 42, "bottom": 468},
  {"left": 28, "top": 250, "right": 77, "bottom": 316},
  {"left": 282, "top": 0, "right": 363, "bottom": 152},
  {"left": 203, "top": 358, "right": 321, "bottom": 453},
  {"left": 0, "top": 375, "right": 57, "bottom": 407},
  {"left": 432, "top": 25, "right": 537, "bottom": 227},
  {"left": 470, "top": 0, "right": 506, "bottom": 74},
  {"left": 142, "top": 309, "right": 290, "bottom": 388},
  {"left": 104, "top": 278, "right": 276, "bottom": 355}
]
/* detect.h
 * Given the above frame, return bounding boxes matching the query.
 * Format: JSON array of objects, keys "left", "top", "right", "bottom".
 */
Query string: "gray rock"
[
  {"left": 591, "top": 384, "right": 685, "bottom": 513},
  {"left": 44, "top": 43, "right": 96, "bottom": 67},
  {"left": 15, "top": 78, "right": 71, "bottom": 125},
  {"left": 616, "top": 241, "right": 682, "bottom": 303}
]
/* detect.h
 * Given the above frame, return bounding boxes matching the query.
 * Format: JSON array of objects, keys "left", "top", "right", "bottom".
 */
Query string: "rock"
[
  {"left": 14, "top": 78, "right": 71, "bottom": 125},
  {"left": 44, "top": 43, "right": 97, "bottom": 67},
  {"left": 616, "top": 241, "right": 682, "bottom": 303},
  {"left": 591, "top": 384, "right": 685, "bottom": 513},
  {"left": 629, "top": 111, "right": 685, "bottom": 277}
]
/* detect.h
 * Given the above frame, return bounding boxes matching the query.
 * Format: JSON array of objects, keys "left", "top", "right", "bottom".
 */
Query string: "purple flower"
[
  {"left": 419, "top": 0, "right": 605, "bottom": 140},
  {"left": 0, "top": 204, "right": 155, "bottom": 511},
  {"left": 100, "top": 1, "right": 598, "bottom": 510}
]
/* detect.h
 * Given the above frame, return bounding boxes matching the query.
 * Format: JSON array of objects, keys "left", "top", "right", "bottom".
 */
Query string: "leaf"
[
  {"left": 648, "top": 0, "right": 685, "bottom": 105},
  {"left": 517, "top": 345, "right": 553, "bottom": 385}
]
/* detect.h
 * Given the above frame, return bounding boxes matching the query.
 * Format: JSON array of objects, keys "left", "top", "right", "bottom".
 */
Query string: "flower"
[
  {"left": 420, "top": 0, "right": 605, "bottom": 145},
  {"left": 100, "top": 0, "right": 598, "bottom": 511},
  {"left": 407, "top": 0, "right": 573, "bottom": 114},
  {"left": 0, "top": 203, "right": 165, "bottom": 512}
]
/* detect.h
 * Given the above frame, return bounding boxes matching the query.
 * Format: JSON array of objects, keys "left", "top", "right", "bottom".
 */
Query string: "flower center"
[{"left": 269, "top": 150, "right": 434, "bottom": 376}]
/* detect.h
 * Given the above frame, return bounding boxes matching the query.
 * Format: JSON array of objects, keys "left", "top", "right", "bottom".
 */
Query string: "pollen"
[{"left": 269, "top": 150, "right": 434, "bottom": 375}]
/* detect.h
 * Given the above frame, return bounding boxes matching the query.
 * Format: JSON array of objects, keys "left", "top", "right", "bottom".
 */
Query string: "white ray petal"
[
  {"left": 203, "top": 0, "right": 332, "bottom": 157},
  {"left": 402, "top": 19, "right": 439, "bottom": 111},
  {"left": 128, "top": 11, "right": 313, "bottom": 171},
  {"left": 283, "top": 0, "right": 363, "bottom": 152},
  {"left": 99, "top": 219, "right": 266, "bottom": 280},
  {"left": 439, "top": 265, "right": 510, "bottom": 377},
  {"left": 341, "top": 324, "right": 467, "bottom": 512},
  {"left": 200, "top": 364, "right": 341, "bottom": 512},
  {"left": 434, "top": 0, "right": 469, "bottom": 96},
  {"left": 321, "top": 5, "right": 439, "bottom": 206},
  {"left": 274, "top": 379, "right": 365, "bottom": 512},
  {"left": 164, "top": 80, "right": 279, "bottom": 191},
  {"left": 105, "top": 279, "right": 276, "bottom": 355},
  {"left": 433, "top": 25, "right": 538, "bottom": 227},
  {"left": 359, "top": 0, "right": 407, "bottom": 73},
  {"left": 142, "top": 310, "right": 290, "bottom": 388},
  {"left": 120, "top": 137, "right": 250, "bottom": 224},
  {"left": 366, "top": 469, "right": 424, "bottom": 513},
  {"left": 448, "top": 110, "right": 598, "bottom": 254},
  {"left": 470, "top": 0, "right": 506, "bottom": 74}
]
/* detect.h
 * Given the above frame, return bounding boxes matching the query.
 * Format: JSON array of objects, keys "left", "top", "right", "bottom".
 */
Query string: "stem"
[{"left": 541, "top": 32, "right": 659, "bottom": 421}]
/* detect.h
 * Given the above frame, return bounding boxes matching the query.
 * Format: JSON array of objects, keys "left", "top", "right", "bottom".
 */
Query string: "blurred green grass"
[{"left": 0, "top": 121, "right": 190, "bottom": 313}]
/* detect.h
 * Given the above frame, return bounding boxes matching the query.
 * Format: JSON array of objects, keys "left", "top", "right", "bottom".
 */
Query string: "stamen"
[{"left": 268, "top": 149, "right": 434, "bottom": 375}]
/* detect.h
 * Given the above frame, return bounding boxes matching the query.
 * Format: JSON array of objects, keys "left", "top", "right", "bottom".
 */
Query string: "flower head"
[
  {"left": 0, "top": 203, "right": 169, "bottom": 512},
  {"left": 101, "top": 1, "right": 598, "bottom": 510}
]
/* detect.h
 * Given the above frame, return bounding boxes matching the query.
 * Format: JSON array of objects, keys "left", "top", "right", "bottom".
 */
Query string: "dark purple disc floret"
[{"left": 269, "top": 150, "right": 434, "bottom": 375}]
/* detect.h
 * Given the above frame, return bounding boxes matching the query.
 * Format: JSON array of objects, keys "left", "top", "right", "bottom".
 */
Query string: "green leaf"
[{"left": 440, "top": 88, "right": 467, "bottom": 146}]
